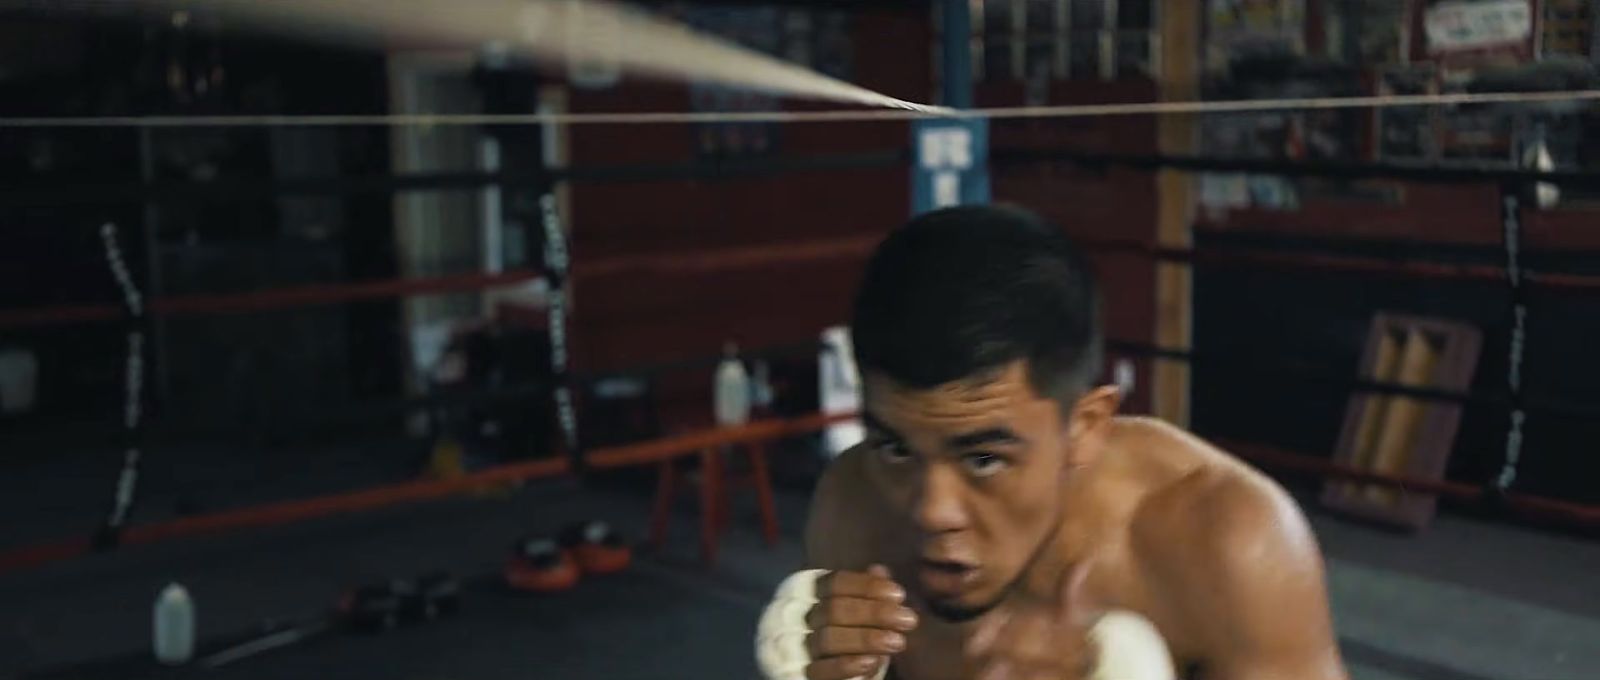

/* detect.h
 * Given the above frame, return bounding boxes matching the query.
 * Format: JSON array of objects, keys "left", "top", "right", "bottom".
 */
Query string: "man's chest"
[
  {"left": 888, "top": 625, "right": 1203, "bottom": 680},
  {"left": 876, "top": 564, "right": 1206, "bottom": 680},
  {"left": 884, "top": 624, "right": 978, "bottom": 680}
]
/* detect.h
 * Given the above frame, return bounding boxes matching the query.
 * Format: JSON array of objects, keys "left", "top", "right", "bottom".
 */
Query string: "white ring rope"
[
  {"left": 3, "top": 89, "right": 1600, "bottom": 128},
  {"left": 39, "top": 0, "right": 945, "bottom": 114},
  {"left": 16, "top": 0, "right": 1600, "bottom": 129}
]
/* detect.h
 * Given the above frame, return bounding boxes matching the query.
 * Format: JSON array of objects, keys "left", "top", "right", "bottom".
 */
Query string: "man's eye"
[
  {"left": 961, "top": 453, "right": 1009, "bottom": 477},
  {"left": 873, "top": 439, "right": 913, "bottom": 462}
]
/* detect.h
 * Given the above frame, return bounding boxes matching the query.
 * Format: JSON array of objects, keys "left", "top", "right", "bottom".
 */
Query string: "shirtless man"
[{"left": 757, "top": 205, "right": 1347, "bottom": 680}]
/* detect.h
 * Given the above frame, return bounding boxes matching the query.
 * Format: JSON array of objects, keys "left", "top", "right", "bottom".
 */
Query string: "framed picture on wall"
[
  {"left": 1417, "top": 0, "right": 1537, "bottom": 76},
  {"left": 976, "top": 0, "right": 1020, "bottom": 81},
  {"left": 1026, "top": 0, "right": 1062, "bottom": 34},
  {"left": 1377, "top": 66, "right": 1438, "bottom": 162},
  {"left": 685, "top": 5, "right": 865, "bottom": 159},
  {"left": 813, "top": 11, "right": 853, "bottom": 80},
  {"left": 1068, "top": 30, "right": 1103, "bottom": 78},
  {"left": 1540, "top": 0, "right": 1592, "bottom": 58},
  {"left": 1198, "top": 111, "right": 1300, "bottom": 210},
  {"left": 1204, "top": 0, "right": 1307, "bottom": 71},
  {"left": 1436, "top": 103, "right": 1515, "bottom": 164}
]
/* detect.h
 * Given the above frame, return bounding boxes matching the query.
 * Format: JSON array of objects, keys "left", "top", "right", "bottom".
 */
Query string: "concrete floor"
[{"left": 2, "top": 469, "right": 1598, "bottom": 680}]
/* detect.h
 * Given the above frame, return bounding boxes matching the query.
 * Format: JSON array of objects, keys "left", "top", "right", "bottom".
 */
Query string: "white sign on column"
[
  {"left": 932, "top": 172, "right": 961, "bottom": 208},
  {"left": 920, "top": 127, "right": 974, "bottom": 209}
]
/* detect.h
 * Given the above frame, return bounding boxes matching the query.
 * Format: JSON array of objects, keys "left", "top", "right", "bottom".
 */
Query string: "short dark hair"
[{"left": 850, "top": 204, "right": 1103, "bottom": 405}]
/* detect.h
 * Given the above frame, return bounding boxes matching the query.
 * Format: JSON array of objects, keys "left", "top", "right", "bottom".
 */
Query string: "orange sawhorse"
[{"left": 648, "top": 442, "right": 780, "bottom": 565}]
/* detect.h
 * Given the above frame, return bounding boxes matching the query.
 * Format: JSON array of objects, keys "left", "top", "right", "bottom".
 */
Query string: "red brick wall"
[
  {"left": 565, "top": 9, "right": 932, "bottom": 428},
  {"left": 983, "top": 80, "right": 1162, "bottom": 414},
  {"left": 563, "top": 14, "right": 1187, "bottom": 425}
]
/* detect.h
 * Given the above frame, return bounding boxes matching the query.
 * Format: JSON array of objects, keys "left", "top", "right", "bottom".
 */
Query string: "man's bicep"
[
  {"left": 1202, "top": 626, "right": 1346, "bottom": 680},
  {"left": 1190, "top": 481, "right": 1347, "bottom": 680},
  {"left": 1197, "top": 564, "right": 1347, "bottom": 680},
  {"left": 803, "top": 485, "right": 836, "bottom": 567},
  {"left": 803, "top": 452, "right": 854, "bottom": 569}
]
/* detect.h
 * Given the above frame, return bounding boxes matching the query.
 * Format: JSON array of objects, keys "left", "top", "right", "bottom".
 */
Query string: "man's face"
[{"left": 860, "top": 361, "right": 1097, "bottom": 622}]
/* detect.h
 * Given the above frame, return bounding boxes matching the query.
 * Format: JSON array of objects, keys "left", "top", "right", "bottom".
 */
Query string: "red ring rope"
[
  {"left": 0, "top": 270, "right": 543, "bottom": 330},
  {"left": 1, "top": 410, "right": 1595, "bottom": 575},
  {"left": 1223, "top": 440, "right": 1600, "bottom": 527},
  {"left": 4, "top": 234, "right": 1599, "bottom": 571},
  {"left": 1080, "top": 238, "right": 1600, "bottom": 290},
  {"left": 9, "top": 235, "right": 1600, "bottom": 333},
  {"left": 0, "top": 412, "right": 851, "bottom": 574}
]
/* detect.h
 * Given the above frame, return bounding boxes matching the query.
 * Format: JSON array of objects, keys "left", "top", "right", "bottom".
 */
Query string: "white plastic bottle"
[
  {"left": 818, "top": 326, "right": 864, "bottom": 457},
  {"left": 750, "top": 359, "right": 773, "bottom": 413},
  {"left": 153, "top": 582, "right": 195, "bottom": 665},
  {"left": 714, "top": 343, "right": 751, "bottom": 426}
]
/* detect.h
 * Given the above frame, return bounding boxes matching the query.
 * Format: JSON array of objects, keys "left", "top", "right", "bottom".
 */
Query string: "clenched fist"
[
  {"left": 965, "top": 562, "right": 1099, "bottom": 680},
  {"left": 805, "top": 565, "right": 920, "bottom": 680}
]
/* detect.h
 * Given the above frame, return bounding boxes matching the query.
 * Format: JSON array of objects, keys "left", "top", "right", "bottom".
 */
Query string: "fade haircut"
[{"left": 851, "top": 204, "right": 1104, "bottom": 408}]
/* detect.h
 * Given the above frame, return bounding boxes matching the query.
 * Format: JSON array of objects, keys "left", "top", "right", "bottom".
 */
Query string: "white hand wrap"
[
  {"left": 755, "top": 572, "right": 1174, "bottom": 680},
  {"left": 1087, "top": 610, "right": 1177, "bottom": 680},
  {"left": 755, "top": 569, "right": 888, "bottom": 680}
]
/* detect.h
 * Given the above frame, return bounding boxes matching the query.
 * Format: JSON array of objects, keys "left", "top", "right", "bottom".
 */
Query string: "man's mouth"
[{"left": 916, "top": 558, "right": 980, "bottom": 597}]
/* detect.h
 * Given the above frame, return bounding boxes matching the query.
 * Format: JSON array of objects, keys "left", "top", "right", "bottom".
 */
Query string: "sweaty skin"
[{"left": 804, "top": 362, "right": 1348, "bottom": 680}]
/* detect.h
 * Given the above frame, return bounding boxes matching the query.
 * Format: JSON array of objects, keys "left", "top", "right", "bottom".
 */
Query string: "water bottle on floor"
[{"left": 153, "top": 582, "right": 195, "bottom": 665}]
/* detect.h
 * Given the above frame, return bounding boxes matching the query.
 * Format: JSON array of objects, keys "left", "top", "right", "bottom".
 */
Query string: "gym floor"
[{"left": 3, "top": 455, "right": 1597, "bottom": 680}]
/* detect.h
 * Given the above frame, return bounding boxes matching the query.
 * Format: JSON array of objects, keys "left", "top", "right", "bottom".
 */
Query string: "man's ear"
[{"left": 1065, "top": 384, "right": 1122, "bottom": 465}]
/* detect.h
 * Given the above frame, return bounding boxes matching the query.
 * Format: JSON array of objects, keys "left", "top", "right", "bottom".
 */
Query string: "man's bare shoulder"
[
  {"left": 814, "top": 443, "right": 871, "bottom": 511},
  {"left": 804, "top": 444, "right": 876, "bottom": 568},
  {"left": 1115, "top": 425, "right": 1344, "bottom": 676},
  {"left": 1120, "top": 417, "right": 1323, "bottom": 581}
]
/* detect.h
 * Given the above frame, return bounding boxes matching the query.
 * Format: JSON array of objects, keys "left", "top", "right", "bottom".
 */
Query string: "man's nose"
[{"left": 912, "top": 462, "right": 969, "bottom": 534}]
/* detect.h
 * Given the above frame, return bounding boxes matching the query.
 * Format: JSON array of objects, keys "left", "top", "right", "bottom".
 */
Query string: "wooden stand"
[
  {"left": 1322, "top": 313, "right": 1481, "bottom": 530},
  {"left": 648, "top": 442, "right": 780, "bottom": 565}
]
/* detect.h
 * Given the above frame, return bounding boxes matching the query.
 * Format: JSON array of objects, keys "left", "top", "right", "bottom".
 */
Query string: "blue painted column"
[
  {"left": 913, "top": 0, "right": 989, "bottom": 215},
  {"left": 940, "top": 0, "right": 973, "bottom": 110}
]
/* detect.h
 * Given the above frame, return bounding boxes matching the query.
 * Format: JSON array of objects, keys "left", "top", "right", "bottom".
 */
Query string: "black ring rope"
[
  {"left": 28, "top": 145, "right": 1600, "bottom": 540},
  {"left": 16, "top": 146, "right": 1600, "bottom": 210},
  {"left": 0, "top": 151, "right": 912, "bottom": 209},
  {"left": 1103, "top": 340, "right": 1600, "bottom": 421},
  {"left": 991, "top": 148, "right": 1600, "bottom": 186}
]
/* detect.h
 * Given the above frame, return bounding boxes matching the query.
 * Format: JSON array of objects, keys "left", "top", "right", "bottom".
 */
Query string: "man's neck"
[{"left": 1012, "top": 456, "right": 1127, "bottom": 605}]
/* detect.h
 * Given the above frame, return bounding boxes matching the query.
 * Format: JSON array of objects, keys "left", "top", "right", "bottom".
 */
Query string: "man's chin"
[{"left": 923, "top": 592, "right": 1004, "bottom": 623}]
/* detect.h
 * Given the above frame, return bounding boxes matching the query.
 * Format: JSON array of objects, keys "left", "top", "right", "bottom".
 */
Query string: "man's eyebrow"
[
  {"left": 946, "top": 427, "right": 1026, "bottom": 450},
  {"left": 864, "top": 414, "right": 1024, "bottom": 450},
  {"left": 862, "top": 412, "right": 904, "bottom": 440}
]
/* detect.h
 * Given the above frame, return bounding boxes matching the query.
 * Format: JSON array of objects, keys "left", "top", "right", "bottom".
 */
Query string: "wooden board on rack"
[{"left": 1322, "top": 312, "right": 1482, "bottom": 530}]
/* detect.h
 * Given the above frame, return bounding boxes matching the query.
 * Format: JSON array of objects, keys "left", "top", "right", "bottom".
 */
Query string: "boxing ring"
[
  {"left": 5, "top": 146, "right": 1599, "bottom": 676},
  {"left": 6, "top": 144, "right": 1600, "bottom": 580},
  {"left": 4, "top": 1, "right": 1600, "bottom": 678}
]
